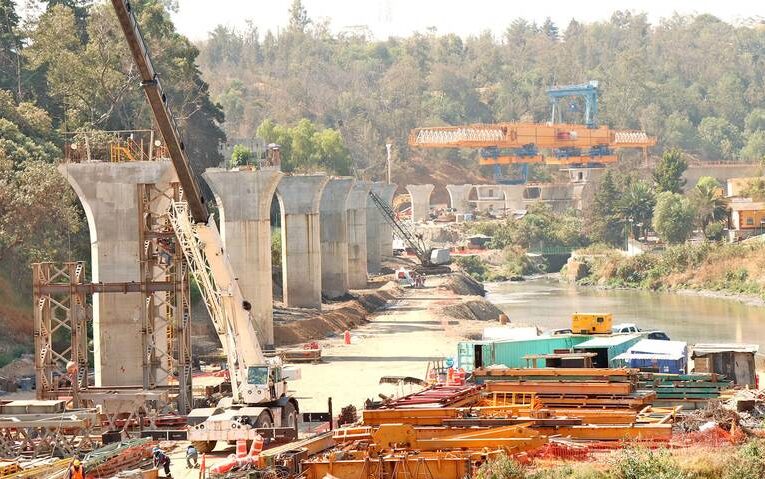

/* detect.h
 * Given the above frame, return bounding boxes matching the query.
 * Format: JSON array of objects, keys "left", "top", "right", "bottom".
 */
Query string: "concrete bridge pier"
[
  {"left": 320, "top": 178, "right": 354, "bottom": 298},
  {"left": 446, "top": 184, "right": 474, "bottom": 214},
  {"left": 406, "top": 184, "right": 434, "bottom": 222},
  {"left": 276, "top": 175, "right": 329, "bottom": 309},
  {"left": 347, "top": 181, "right": 371, "bottom": 288},
  {"left": 501, "top": 185, "right": 525, "bottom": 212},
  {"left": 373, "top": 183, "right": 398, "bottom": 257},
  {"left": 59, "top": 161, "right": 177, "bottom": 387},
  {"left": 203, "top": 168, "right": 283, "bottom": 346}
]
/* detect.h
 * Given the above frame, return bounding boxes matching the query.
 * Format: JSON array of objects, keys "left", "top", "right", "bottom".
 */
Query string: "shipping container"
[
  {"left": 457, "top": 335, "right": 591, "bottom": 372},
  {"left": 574, "top": 334, "right": 642, "bottom": 368}
]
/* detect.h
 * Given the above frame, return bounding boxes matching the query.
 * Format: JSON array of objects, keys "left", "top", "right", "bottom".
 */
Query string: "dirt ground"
[
  {"left": 163, "top": 275, "right": 491, "bottom": 478},
  {"left": 287, "top": 275, "right": 486, "bottom": 412}
]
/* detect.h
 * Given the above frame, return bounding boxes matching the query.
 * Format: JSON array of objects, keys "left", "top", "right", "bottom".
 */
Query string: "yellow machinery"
[{"left": 571, "top": 313, "right": 612, "bottom": 334}]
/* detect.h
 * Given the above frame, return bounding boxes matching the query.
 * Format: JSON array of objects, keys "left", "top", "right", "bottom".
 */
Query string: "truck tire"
[
  {"left": 255, "top": 410, "right": 273, "bottom": 428},
  {"left": 192, "top": 440, "right": 216, "bottom": 454},
  {"left": 281, "top": 402, "right": 299, "bottom": 435}
]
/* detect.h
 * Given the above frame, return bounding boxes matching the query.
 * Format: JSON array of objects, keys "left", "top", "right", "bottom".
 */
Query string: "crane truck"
[{"left": 110, "top": 0, "right": 299, "bottom": 453}]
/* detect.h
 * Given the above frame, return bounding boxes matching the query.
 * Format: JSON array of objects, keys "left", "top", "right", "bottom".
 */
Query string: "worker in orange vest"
[{"left": 67, "top": 459, "right": 84, "bottom": 479}]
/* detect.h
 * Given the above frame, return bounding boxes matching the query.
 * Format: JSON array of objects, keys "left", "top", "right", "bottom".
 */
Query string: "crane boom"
[{"left": 110, "top": 0, "right": 208, "bottom": 223}]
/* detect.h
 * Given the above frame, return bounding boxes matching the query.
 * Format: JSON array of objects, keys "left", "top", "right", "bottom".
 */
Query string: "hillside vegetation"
[{"left": 198, "top": 2, "right": 765, "bottom": 180}]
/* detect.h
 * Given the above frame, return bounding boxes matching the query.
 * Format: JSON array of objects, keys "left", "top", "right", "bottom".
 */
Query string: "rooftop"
[
  {"left": 692, "top": 343, "right": 759, "bottom": 355},
  {"left": 574, "top": 334, "right": 642, "bottom": 349}
]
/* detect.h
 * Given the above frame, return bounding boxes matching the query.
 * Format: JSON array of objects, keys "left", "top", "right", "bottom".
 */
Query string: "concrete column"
[
  {"left": 501, "top": 185, "right": 525, "bottom": 212},
  {"left": 347, "top": 181, "right": 371, "bottom": 288},
  {"left": 59, "top": 161, "right": 176, "bottom": 387},
  {"left": 203, "top": 168, "right": 283, "bottom": 346},
  {"left": 372, "top": 183, "right": 397, "bottom": 258},
  {"left": 446, "top": 184, "right": 473, "bottom": 214},
  {"left": 320, "top": 178, "right": 354, "bottom": 298},
  {"left": 276, "top": 175, "right": 329, "bottom": 309},
  {"left": 406, "top": 184, "right": 434, "bottom": 222}
]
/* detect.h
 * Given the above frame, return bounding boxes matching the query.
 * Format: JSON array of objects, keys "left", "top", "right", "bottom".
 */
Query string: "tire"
[
  {"left": 191, "top": 440, "right": 216, "bottom": 454},
  {"left": 281, "top": 402, "right": 299, "bottom": 436},
  {"left": 255, "top": 410, "right": 273, "bottom": 428}
]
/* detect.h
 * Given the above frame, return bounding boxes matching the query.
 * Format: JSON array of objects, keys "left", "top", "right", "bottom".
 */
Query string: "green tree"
[
  {"left": 698, "top": 116, "right": 742, "bottom": 160},
  {"left": 745, "top": 109, "right": 765, "bottom": 134},
  {"left": 589, "top": 170, "right": 624, "bottom": 246},
  {"left": 741, "top": 131, "right": 765, "bottom": 162},
  {"left": 230, "top": 144, "right": 254, "bottom": 167},
  {"left": 618, "top": 180, "right": 655, "bottom": 239},
  {"left": 652, "top": 191, "right": 696, "bottom": 244},
  {"left": 690, "top": 176, "right": 727, "bottom": 230},
  {"left": 0, "top": 0, "right": 21, "bottom": 95},
  {"left": 653, "top": 149, "right": 687, "bottom": 194},
  {"left": 288, "top": 0, "right": 310, "bottom": 33}
]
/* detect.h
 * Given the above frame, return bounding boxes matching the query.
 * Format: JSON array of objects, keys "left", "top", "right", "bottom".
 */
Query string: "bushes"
[
  {"left": 611, "top": 447, "right": 688, "bottom": 479},
  {"left": 476, "top": 455, "right": 526, "bottom": 479},
  {"left": 723, "top": 440, "right": 765, "bottom": 479},
  {"left": 454, "top": 255, "right": 490, "bottom": 282}
]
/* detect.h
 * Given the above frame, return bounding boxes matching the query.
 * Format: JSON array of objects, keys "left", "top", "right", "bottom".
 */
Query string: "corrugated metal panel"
[
  {"left": 486, "top": 335, "right": 591, "bottom": 368},
  {"left": 575, "top": 334, "right": 642, "bottom": 349}
]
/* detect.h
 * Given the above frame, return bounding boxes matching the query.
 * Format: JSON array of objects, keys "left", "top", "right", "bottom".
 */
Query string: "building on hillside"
[{"left": 728, "top": 199, "right": 765, "bottom": 241}]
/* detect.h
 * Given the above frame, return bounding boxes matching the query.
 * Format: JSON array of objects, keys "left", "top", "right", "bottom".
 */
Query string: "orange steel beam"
[
  {"left": 533, "top": 424, "right": 672, "bottom": 441},
  {"left": 484, "top": 381, "right": 633, "bottom": 395}
]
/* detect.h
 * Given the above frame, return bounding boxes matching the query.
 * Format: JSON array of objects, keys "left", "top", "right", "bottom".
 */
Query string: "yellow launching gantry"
[{"left": 409, "top": 81, "right": 656, "bottom": 169}]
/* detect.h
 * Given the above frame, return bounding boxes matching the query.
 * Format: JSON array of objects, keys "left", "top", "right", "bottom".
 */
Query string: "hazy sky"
[{"left": 170, "top": 0, "right": 763, "bottom": 41}]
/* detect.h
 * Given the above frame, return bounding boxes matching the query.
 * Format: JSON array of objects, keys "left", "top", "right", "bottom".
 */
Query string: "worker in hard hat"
[
  {"left": 153, "top": 446, "right": 172, "bottom": 478},
  {"left": 67, "top": 458, "right": 84, "bottom": 479}
]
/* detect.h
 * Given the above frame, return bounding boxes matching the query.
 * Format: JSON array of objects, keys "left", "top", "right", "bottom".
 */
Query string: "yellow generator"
[{"left": 571, "top": 313, "right": 612, "bottom": 334}]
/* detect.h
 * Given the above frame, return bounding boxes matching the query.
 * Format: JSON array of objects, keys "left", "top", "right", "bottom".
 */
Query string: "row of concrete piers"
[{"left": 59, "top": 161, "right": 396, "bottom": 387}]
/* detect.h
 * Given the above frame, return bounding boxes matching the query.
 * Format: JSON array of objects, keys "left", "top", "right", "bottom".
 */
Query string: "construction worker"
[
  {"left": 67, "top": 459, "right": 84, "bottom": 479},
  {"left": 185, "top": 444, "right": 199, "bottom": 469},
  {"left": 153, "top": 446, "right": 172, "bottom": 478}
]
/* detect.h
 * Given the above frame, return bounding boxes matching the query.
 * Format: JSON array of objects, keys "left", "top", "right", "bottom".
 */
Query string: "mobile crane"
[{"left": 110, "top": 0, "right": 299, "bottom": 452}]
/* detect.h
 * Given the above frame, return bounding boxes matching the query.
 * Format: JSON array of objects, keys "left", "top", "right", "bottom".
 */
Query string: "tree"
[
  {"left": 541, "top": 17, "right": 558, "bottom": 41},
  {"left": 288, "top": 0, "right": 310, "bottom": 33},
  {"left": 230, "top": 144, "right": 254, "bottom": 168},
  {"left": 652, "top": 191, "right": 696, "bottom": 244},
  {"left": 697, "top": 117, "right": 742, "bottom": 160},
  {"left": 745, "top": 109, "right": 765, "bottom": 134},
  {"left": 618, "top": 180, "right": 655, "bottom": 240},
  {"left": 589, "top": 171, "right": 624, "bottom": 246},
  {"left": 653, "top": 149, "right": 687, "bottom": 194},
  {"left": 690, "top": 176, "right": 727, "bottom": 230},
  {"left": 740, "top": 131, "right": 765, "bottom": 163},
  {"left": 0, "top": 0, "right": 21, "bottom": 95}
]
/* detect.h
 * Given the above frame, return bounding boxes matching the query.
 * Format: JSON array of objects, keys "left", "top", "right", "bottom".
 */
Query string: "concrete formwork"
[
  {"left": 276, "top": 175, "right": 329, "bottom": 309},
  {"left": 406, "top": 184, "right": 434, "bottom": 222},
  {"left": 347, "top": 181, "right": 371, "bottom": 288},
  {"left": 58, "top": 161, "right": 176, "bottom": 387},
  {"left": 373, "top": 183, "right": 397, "bottom": 258},
  {"left": 203, "top": 168, "right": 283, "bottom": 347},
  {"left": 320, "top": 178, "right": 354, "bottom": 298},
  {"left": 446, "top": 184, "right": 474, "bottom": 214}
]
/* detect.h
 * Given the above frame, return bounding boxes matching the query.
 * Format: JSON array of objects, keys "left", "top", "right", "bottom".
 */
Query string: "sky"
[{"left": 170, "top": 0, "right": 764, "bottom": 41}]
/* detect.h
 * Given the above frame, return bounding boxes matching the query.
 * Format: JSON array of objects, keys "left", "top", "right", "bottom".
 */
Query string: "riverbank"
[{"left": 565, "top": 241, "right": 765, "bottom": 304}]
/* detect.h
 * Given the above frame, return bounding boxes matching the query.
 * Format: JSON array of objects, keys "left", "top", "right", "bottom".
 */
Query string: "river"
[{"left": 486, "top": 276, "right": 765, "bottom": 351}]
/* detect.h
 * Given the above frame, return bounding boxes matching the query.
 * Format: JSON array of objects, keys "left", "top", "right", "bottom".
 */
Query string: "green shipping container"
[
  {"left": 457, "top": 335, "right": 592, "bottom": 372},
  {"left": 573, "top": 334, "right": 642, "bottom": 368}
]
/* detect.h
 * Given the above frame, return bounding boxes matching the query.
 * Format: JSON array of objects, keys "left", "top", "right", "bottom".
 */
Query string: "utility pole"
[{"left": 385, "top": 143, "right": 392, "bottom": 184}]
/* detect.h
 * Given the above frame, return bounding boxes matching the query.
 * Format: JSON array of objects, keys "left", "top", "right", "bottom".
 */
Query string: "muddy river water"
[{"left": 487, "top": 277, "right": 765, "bottom": 351}]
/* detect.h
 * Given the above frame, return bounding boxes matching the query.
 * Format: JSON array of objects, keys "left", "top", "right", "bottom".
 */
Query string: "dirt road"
[{"left": 290, "top": 277, "right": 478, "bottom": 413}]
